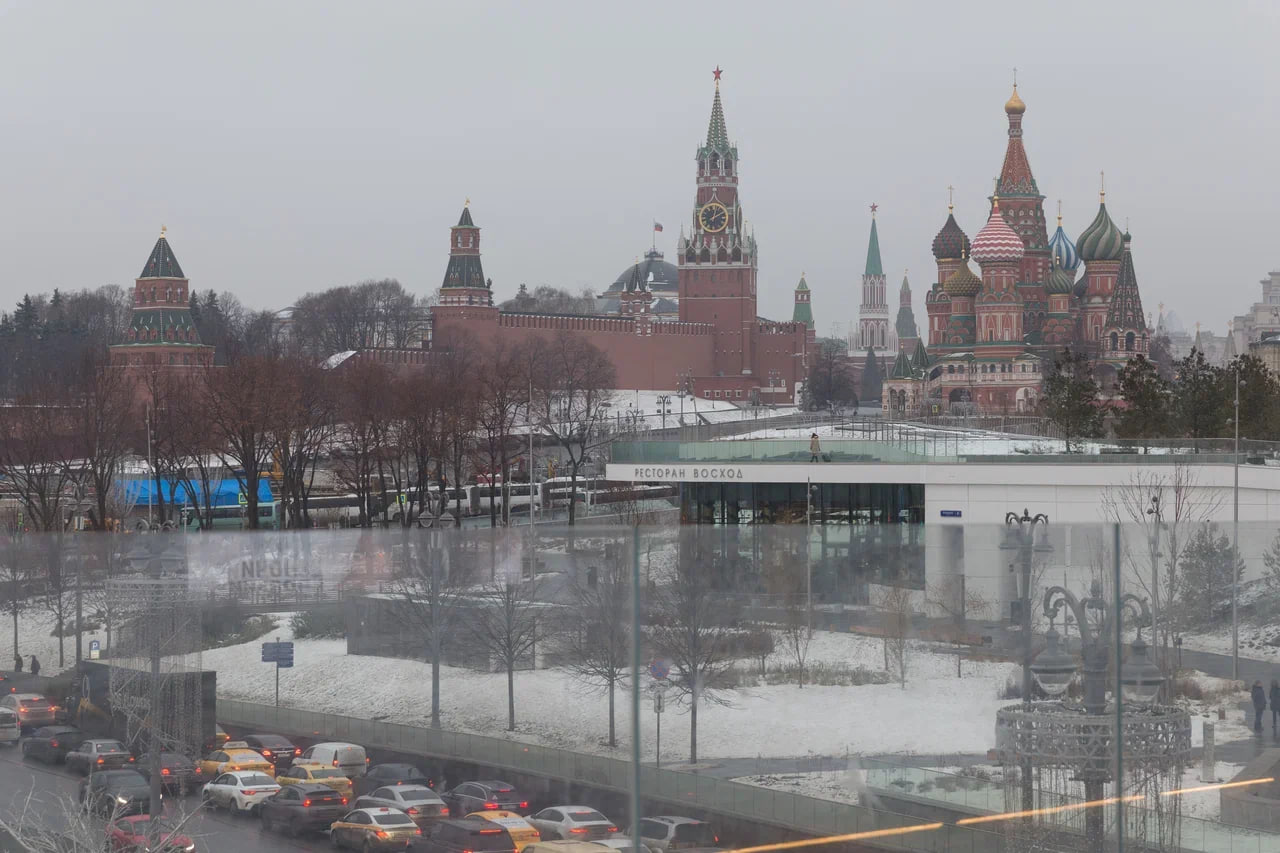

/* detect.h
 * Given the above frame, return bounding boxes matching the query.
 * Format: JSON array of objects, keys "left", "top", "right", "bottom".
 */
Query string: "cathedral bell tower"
[{"left": 677, "top": 68, "right": 758, "bottom": 381}]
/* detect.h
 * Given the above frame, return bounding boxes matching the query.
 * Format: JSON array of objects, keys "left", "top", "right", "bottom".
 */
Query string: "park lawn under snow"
[{"left": 205, "top": 622, "right": 1019, "bottom": 760}]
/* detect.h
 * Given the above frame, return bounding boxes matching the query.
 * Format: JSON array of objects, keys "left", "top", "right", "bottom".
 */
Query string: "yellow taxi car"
[
  {"left": 277, "top": 761, "right": 354, "bottom": 797},
  {"left": 328, "top": 806, "right": 422, "bottom": 850},
  {"left": 469, "top": 810, "right": 542, "bottom": 851},
  {"left": 199, "top": 741, "right": 276, "bottom": 778}
]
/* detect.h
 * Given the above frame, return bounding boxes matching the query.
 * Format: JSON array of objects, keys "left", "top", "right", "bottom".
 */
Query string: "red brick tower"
[
  {"left": 677, "top": 68, "right": 758, "bottom": 388},
  {"left": 995, "top": 84, "right": 1049, "bottom": 343},
  {"left": 432, "top": 202, "right": 498, "bottom": 347},
  {"left": 109, "top": 227, "right": 213, "bottom": 368}
]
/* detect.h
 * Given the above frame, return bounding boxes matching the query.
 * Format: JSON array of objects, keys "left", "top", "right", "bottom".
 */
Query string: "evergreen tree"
[
  {"left": 859, "top": 346, "right": 883, "bottom": 404},
  {"left": 1040, "top": 348, "right": 1104, "bottom": 452},
  {"left": 1148, "top": 333, "right": 1176, "bottom": 381},
  {"left": 1178, "top": 524, "right": 1243, "bottom": 626},
  {"left": 1171, "top": 348, "right": 1228, "bottom": 450},
  {"left": 1262, "top": 529, "right": 1280, "bottom": 596},
  {"left": 1113, "top": 354, "right": 1170, "bottom": 450},
  {"left": 1227, "top": 354, "right": 1280, "bottom": 442}
]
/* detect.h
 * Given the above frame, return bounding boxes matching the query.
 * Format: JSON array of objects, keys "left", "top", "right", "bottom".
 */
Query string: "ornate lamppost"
[{"left": 997, "top": 579, "right": 1190, "bottom": 853}]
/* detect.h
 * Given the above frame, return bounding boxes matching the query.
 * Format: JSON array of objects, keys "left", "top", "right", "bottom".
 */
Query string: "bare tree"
[
  {"left": 333, "top": 360, "right": 397, "bottom": 527},
  {"left": 145, "top": 368, "right": 221, "bottom": 531},
  {"left": 473, "top": 340, "right": 531, "bottom": 527},
  {"left": 469, "top": 571, "right": 545, "bottom": 732},
  {"left": 0, "top": 517, "right": 35, "bottom": 669},
  {"left": 648, "top": 535, "right": 738, "bottom": 762},
  {"left": 528, "top": 335, "right": 616, "bottom": 525},
  {"left": 271, "top": 357, "right": 335, "bottom": 529},
  {"left": 761, "top": 540, "right": 811, "bottom": 687},
  {"left": 0, "top": 397, "right": 82, "bottom": 534},
  {"left": 386, "top": 535, "right": 476, "bottom": 728},
  {"left": 202, "top": 355, "right": 282, "bottom": 529},
  {"left": 430, "top": 334, "right": 478, "bottom": 527},
  {"left": 0, "top": 788, "right": 201, "bottom": 853},
  {"left": 394, "top": 369, "right": 446, "bottom": 527},
  {"left": 925, "top": 575, "right": 993, "bottom": 677},
  {"left": 876, "top": 583, "right": 914, "bottom": 689},
  {"left": 70, "top": 361, "right": 136, "bottom": 532},
  {"left": 561, "top": 563, "right": 631, "bottom": 746}
]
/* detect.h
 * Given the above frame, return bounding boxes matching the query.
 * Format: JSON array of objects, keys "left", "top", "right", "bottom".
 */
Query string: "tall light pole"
[
  {"left": 1232, "top": 363, "right": 1241, "bottom": 680},
  {"left": 656, "top": 394, "right": 671, "bottom": 431},
  {"left": 805, "top": 480, "right": 817, "bottom": 635},
  {"left": 1147, "top": 494, "right": 1164, "bottom": 684},
  {"left": 1001, "top": 508, "right": 1050, "bottom": 813}
]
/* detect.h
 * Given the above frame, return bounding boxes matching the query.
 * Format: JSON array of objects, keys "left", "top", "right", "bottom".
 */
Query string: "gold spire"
[
  {"left": 160, "top": 224, "right": 167, "bottom": 238},
  {"left": 1099, "top": 171, "right": 1106, "bottom": 203},
  {"left": 1056, "top": 199, "right": 1062, "bottom": 226},
  {"left": 947, "top": 184, "right": 954, "bottom": 212},
  {"left": 464, "top": 197, "right": 470, "bottom": 207}
]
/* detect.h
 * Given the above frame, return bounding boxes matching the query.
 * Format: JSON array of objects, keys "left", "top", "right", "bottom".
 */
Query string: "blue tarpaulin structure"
[{"left": 115, "top": 478, "right": 273, "bottom": 509}]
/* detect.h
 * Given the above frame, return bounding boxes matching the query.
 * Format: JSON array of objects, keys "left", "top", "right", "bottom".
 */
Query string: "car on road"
[
  {"left": 277, "top": 761, "right": 354, "bottom": 797},
  {"left": 417, "top": 817, "right": 517, "bottom": 853},
  {"left": 1, "top": 693, "right": 56, "bottom": 730},
  {"left": 79, "top": 769, "right": 155, "bottom": 816},
  {"left": 355, "top": 762, "right": 436, "bottom": 796},
  {"left": 66, "top": 738, "right": 135, "bottom": 775},
  {"left": 240, "top": 732, "right": 301, "bottom": 771},
  {"left": 328, "top": 806, "right": 422, "bottom": 850},
  {"left": 0, "top": 707, "right": 18, "bottom": 744},
  {"left": 105, "top": 814, "right": 195, "bottom": 852},
  {"left": 258, "top": 781, "right": 349, "bottom": 837},
  {"left": 523, "top": 842, "right": 618, "bottom": 853},
  {"left": 527, "top": 807, "right": 619, "bottom": 841},
  {"left": 214, "top": 724, "right": 231, "bottom": 747},
  {"left": 138, "top": 751, "right": 203, "bottom": 794},
  {"left": 356, "top": 784, "right": 449, "bottom": 827},
  {"left": 21, "top": 725, "right": 87, "bottom": 764},
  {"left": 595, "top": 837, "right": 657, "bottom": 853},
  {"left": 442, "top": 781, "right": 529, "bottom": 815},
  {"left": 201, "top": 770, "right": 280, "bottom": 815},
  {"left": 298, "top": 741, "right": 368, "bottom": 778},
  {"left": 632, "top": 817, "right": 719, "bottom": 852},
  {"left": 199, "top": 741, "right": 275, "bottom": 777},
  {"left": 467, "top": 811, "right": 540, "bottom": 851}
]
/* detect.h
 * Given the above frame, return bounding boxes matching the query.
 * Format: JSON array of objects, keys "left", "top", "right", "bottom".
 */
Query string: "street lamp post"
[
  {"left": 1232, "top": 363, "right": 1241, "bottom": 680},
  {"left": 1000, "top": 509, "right": 1050, "bottom": 813},
  {"left": 1033, "top": 582, "right": 1161, "bottom": 853},
  {"left": 656, "top": 394, "right": 671, "bottom": 431},
  {"left": 1147, "top": 494, "right": 1164, "bottom": 685}
]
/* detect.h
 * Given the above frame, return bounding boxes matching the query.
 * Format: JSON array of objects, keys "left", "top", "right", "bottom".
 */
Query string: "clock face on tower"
[{"left": 699, "top": 202, "right": 728, "bottom": 233}]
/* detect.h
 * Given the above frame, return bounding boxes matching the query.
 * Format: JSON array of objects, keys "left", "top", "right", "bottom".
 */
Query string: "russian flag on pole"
[{"left": 653, "top": 221, "right": 664, "bottom": 232}]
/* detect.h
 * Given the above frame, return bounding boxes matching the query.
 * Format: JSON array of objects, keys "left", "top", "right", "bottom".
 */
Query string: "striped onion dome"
[
  {"left": 942, "top": 258, "right": 982, "bottom": 297},
  {"left": 969, "top": 199, "right": 1025, "bottom": 265},
  {"left": 1048, "top": 223, "right": 1080, "bottom": 272},
  {"left": 931, "top": 211, "right": 971, "bottom": 260},
  {"left": 1046, "top": 258, "right": 1075, "bottom": 295},
  {"left": 1076, "top": 199, "right": 1125, "bottom": 262}
]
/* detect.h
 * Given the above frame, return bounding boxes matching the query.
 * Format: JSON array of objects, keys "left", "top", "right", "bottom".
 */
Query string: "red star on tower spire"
[{"left": 713, "top": 66, "right": 722, "bottom": 83}]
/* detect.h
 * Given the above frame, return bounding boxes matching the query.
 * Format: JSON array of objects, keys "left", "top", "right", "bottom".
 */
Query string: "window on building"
[
  {"left": 947, "top": 365, "right": 955, "bottom": 374},
  {"left": 715, "top": 390, "right": 721, "bottom": 398},
  {"left": 703, "top": 390, "right": 710, "bottom": 398},
  {"left": 1110, "top": 332, "right": 1119, "bottom": 351},
  {"left": 1125, "top": 332, "right": 1135, "bottom": 351},
  {"left": 735, "top": 390, "right": 742, "bottom": 397}
]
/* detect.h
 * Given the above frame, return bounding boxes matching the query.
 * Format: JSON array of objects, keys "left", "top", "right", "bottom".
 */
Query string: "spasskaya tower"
[{"left": 677, "top": 67, "right": 759, "bottom": 389}]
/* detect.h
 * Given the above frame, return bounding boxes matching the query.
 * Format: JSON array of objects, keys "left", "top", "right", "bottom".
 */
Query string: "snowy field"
[
  {"left": 732, "top": 760, "right": 1244, "bottom": 822},
  {"left": 1181, "top": 623, "right": 1280, "bottom": 662},
  {"left": 205, "top": 623, "right": 1018, "bottom": 760},
  {"left": 717, "top": 422, "right": 1077, "bottom": 456}
]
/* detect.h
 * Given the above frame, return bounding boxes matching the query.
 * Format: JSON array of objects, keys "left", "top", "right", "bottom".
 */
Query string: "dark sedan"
[
  {"left": 441, "top": 781, "right": 529, "bottom": 815},
  {"left": 21, "top": 725, "right": 87, "bottom": 764},
  {"left": 138, "top": 752, "right": 203, "bottom": 794},
  {"left": 354, "top": 762, "right": 436, "bottom": 797},
  {"left": 241, "top": 733, "right": 301, "bottom": 771},
  {"left": 79, "top": 769, "right": 156, "bottom": 816},
  {"left": 258, "top": 782, "right": 349, "bottom": 837},
  {"left": 66, "top": 739, "right": 135, "bottom": 775}
]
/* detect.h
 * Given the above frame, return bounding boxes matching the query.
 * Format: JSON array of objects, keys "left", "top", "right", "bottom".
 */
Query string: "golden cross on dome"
[
  {"left": 947, "top": 185, "right": 954, "bottom": 211},
  {"left": 1056, "top": 199, "right": 1062, "bottom": 225},
  {"left": 1100, "top": 170, "right": 1106, "bottom": 201},
  {"left": 1013, "top": 67, "right": 1017, "bottom": 87}
]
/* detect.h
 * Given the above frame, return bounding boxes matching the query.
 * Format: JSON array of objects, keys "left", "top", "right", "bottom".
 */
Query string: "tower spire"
[
  {"left": 705, "top": 67, "right": 730, "bottom": 151},
  {"left": 865, "top": 213, "right": 883, "bottom": 276}
]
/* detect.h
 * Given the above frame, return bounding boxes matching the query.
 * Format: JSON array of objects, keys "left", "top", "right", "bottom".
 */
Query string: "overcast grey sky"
[{"left": 1, "top": 1, "right": 1276, "bottom": 336}]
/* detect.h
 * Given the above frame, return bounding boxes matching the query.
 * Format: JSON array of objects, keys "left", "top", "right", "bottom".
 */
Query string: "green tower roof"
[
  {"left": 792, "top": 275, "right": 814, "bottom": 329},
  {"left": 865, "top": 217, "right": 883, "bottom": 277}
]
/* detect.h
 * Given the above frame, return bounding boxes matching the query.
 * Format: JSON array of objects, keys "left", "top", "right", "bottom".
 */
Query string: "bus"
[{"left": 180, "top": 501, "right": 281, "bottom": 530}]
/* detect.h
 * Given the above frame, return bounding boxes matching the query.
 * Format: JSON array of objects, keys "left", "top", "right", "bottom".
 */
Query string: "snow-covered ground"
[
  {"left": 3, "top": 609, "right": 108, "bottom": 673},
  {"left": 1181, "top": 623, "right": 1280, "bottom": 661},
  {"left": 717, "top": 422, "right": 1077, "bottom": 456},
  {"left": 204, "top": 624, "right": 1018, "bottom": 760}
]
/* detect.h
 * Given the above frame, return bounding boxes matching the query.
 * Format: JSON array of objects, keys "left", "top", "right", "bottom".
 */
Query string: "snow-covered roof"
[{"left": 323, "top": 350, "right": 358, "bottom": 370}]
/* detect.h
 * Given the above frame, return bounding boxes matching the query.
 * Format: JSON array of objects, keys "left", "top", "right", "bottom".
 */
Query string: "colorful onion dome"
[
  {"left": 969, "top": 198, "right": 1025, "bottom": 265},
  {"left": 1076, "top": 197, "right": 1125, "bottom": 262},
  {"left": 931, "top": 211, "right": 971, "bottom": 260},
  {"left": 1005, "top": 84, "right": 1026, "bottom": 116},
  {"left": 942, "top": 257, "right": 982, "bottom": 297},
  {"left": 1046, "top": 258, "right": 1075, "bottom": 295},
  {"left": 1048, "top": 222, "right": 1079, "bottom": 272}
]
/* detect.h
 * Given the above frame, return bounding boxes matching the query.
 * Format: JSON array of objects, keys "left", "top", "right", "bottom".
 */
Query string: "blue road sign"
[
  {"left": 940, "top": 510, "right": 963, "bottom": 518},
  {"left": 648, "top": 658, "right": 670, "bottom": 680},
  {"left": 262, "top": 641, "right": 295, "bottom": 664}
]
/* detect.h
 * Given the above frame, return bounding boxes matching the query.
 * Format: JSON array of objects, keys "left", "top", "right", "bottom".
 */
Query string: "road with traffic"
[{"left": 0, "top": 745, "right": 329, "bottom": 852}]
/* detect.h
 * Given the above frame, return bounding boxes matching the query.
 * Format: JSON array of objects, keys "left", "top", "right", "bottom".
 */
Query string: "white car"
[
  {"left": 353, "top": 784, "right": 449, "bottom": 826},
  {"left": 202, "top": 770, "right": 280, "bottom": 814},
  {"left": 596, "top": 838, "right": 657, "bottom": 853},
  {"left": 527, "top": 806, "right": 619, "bottom": 841}
]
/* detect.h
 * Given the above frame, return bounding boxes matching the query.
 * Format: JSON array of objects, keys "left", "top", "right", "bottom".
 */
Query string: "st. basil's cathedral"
[{"left": 883, "top": 83, "right": 1149, "bottom": 415}]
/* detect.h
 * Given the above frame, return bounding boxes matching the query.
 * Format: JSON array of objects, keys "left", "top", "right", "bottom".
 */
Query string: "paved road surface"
[{"left": 0, "top": 747, "right": 331, "bottom": 853}]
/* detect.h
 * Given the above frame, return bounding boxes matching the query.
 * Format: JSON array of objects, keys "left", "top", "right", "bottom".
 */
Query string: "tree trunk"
[
  {"left": 689, "top": 699, "right": 698, "bottom": 763},
  {"left": 607, "top": 679, "right": 616, "bottom": 748},
  {"left": 431, "top": 634, "right": 441, "bottom": 729},
  {"left": 506, "top": 663, "right": 516, "bottom": 731},
  {"left": 567, "top": 470, "right": 578, "bottom": 526}
]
